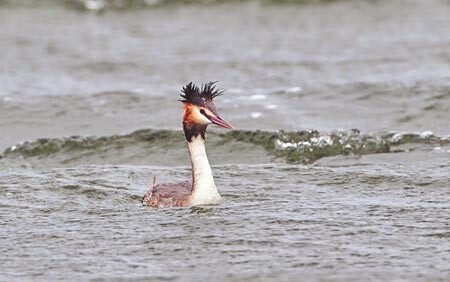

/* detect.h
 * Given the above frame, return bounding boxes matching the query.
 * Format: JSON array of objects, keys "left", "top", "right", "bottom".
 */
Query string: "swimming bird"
[{"left": 142, "top": 82, "right": 235, "bottom": 208}]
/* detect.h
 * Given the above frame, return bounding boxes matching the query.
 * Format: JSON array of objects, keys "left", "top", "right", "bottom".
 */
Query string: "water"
[{"left": 1, "top": 0, "right": 450, "bottom": 281}]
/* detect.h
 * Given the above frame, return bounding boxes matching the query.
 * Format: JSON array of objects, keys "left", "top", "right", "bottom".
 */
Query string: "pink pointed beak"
[{"left": 208, "top": 115, "right": 235, "bottom": 130}]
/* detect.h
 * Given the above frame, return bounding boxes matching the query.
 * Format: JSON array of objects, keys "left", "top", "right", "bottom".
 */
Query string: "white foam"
[
  {"left": 297, "top": 141, "right": 311, "bottom": 149},
  {"left": 391, "top": 133, "right": 404, "bottom": 143},
  {"left": 311, "top": 136, "right": 333, "bottom": 146},
  {"left": 420, "top": 131, "right": 434, "bottom": 138},
  {"left": 275, "top": 139, "right": 298, "bottom": 150},
  {"left": 84, "top": 0, "right": 105, "bottom": 11},
  {"left": 250, "top": 112, "right": 262, "bottom": 119},
  {"left": 265, "top": 104, "right": 278, "bottom": 109},
  {"left": 249, "top": 94, "right": 266, "bottom": 100},
  {"left": 285, "top": 86, "right": 303, "bottom": 94}
]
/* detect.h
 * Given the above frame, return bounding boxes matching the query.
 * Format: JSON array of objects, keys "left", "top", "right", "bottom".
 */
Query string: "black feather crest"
[{"left": 180, "top": 81, "right": 224, "bottom": 105}]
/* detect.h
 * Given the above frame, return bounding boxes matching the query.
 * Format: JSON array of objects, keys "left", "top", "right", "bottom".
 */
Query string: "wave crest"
[{"left": 3, "top": 129, "right": 448, "bottom": 167}]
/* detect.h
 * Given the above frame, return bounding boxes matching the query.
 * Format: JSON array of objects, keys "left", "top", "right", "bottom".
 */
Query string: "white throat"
[{"left": 188, "top": 135, "right": 222, "bottom": 206}]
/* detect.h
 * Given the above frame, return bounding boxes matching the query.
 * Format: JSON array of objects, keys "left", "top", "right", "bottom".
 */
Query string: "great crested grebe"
[{"left": 142, "top": 82, "right": 235, "bottom": 208}]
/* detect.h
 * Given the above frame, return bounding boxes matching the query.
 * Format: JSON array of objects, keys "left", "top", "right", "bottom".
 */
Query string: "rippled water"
[
  {"left": 1, "top": 0, "right": 450, "bottom": 281},
  {"left": 2, "top": 154, "right": 450, "bottom": 281}
]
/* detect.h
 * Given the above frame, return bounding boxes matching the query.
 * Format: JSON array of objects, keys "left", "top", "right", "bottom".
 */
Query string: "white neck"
[{"left": 188, "top": 135, "right": 222, "bottom": 206}]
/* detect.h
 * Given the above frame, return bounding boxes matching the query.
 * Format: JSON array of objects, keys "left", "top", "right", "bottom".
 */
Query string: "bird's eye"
[{"left": 200, "top": 109, "right": 207, "bottom": 116}]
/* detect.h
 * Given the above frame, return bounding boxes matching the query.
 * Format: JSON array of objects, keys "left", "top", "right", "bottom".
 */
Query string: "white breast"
[{"left": 188, "top": 135, "right": 222, "bottom": 206}]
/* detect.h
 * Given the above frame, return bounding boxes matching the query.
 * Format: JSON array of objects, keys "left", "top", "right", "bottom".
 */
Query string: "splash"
[{"left": 223, "top": 129, "right": 390, "bottom": 163}]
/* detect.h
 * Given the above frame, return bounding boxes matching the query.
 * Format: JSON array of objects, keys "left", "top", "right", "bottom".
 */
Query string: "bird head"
[{"left": 180, "top": 82, "right": 234, "bottom": 141}]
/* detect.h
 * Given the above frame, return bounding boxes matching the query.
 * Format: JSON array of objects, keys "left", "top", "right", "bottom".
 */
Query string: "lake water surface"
[{"left": 1, "top": 0, "right": 450, "bottom": 281}]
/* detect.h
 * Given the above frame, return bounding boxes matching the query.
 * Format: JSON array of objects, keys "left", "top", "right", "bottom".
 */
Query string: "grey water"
[{"left": 1, "top": 0, "right": 450, "bottom": 281}]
